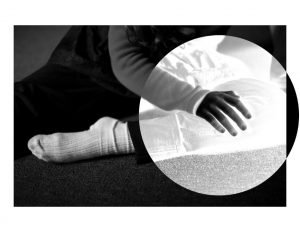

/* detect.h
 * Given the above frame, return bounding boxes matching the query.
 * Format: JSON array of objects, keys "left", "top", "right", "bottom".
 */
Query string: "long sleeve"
[{"left": 108, "top": 26, "right": 209, "bottom": 114}]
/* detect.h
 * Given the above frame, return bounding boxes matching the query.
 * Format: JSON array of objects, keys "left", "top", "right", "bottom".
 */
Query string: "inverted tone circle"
[{"left": 139, "top": 35, "right": 296, "bottom": 195}]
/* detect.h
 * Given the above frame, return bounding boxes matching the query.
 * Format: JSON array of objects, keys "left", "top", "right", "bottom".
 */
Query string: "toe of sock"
[{"left": 28, "top": 135, "right": 47, "bottom": 160}]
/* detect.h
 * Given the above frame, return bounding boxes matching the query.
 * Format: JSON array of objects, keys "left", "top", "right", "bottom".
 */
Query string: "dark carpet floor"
[{"left": 14, "top": 152, "right": 286, "bottom": 206}]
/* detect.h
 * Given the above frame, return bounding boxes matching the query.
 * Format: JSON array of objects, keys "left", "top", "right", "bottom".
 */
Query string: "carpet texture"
[{"left": 14, "top": 153, "right": 286, "bottom": 206}]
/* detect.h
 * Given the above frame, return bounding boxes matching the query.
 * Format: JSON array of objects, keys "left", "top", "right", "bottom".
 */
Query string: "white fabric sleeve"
[
  {"left": 108, "top": 26, "right": 210, "bottom": 114},
  {"left": 143, "top": 66, "right": 210, "bottom": 114}
]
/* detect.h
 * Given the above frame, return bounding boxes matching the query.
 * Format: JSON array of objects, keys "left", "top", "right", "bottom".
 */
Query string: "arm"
[
  {"left": 108, "top": 26, "right": 209, "bottom": 114},
  {"left": 108, "top": 26, "right": 251, "bottom": 136}
]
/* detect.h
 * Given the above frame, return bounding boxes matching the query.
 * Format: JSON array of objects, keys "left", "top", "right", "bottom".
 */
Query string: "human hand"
[{"left": 196, "top": 91, "right": 252, "bottom": 136}]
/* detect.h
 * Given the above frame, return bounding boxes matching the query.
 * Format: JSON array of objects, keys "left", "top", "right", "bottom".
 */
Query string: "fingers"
[
  {"left": 197, "top": 91, "right": 252, "bottom": 136},
  {"left": 218, "top": 100, "right": 247, "bottom": 131},
  {"left": 199, "top": 110, "right": 225, "bottom": 133},
  {"left": 209, "top": 105, "right": 238, "bottom": 136},
  {"left": 224, "top": 94, "right": 252, "bottom": 119}
]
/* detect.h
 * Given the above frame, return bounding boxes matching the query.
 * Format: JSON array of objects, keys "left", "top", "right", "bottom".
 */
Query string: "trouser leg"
[{"left": 14, "top": 64, "right": 140, "bottom": 159}]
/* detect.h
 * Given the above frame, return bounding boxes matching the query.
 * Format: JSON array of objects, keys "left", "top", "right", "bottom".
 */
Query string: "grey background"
[
  {"left": 14, "top": 26, "right": 70, "bottom": 82},
  {"left": 14, "top": 26, "right": 272, "bottom": 82}
]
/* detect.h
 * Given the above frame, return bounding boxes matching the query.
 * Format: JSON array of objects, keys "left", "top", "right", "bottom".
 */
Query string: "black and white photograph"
[
  {"left": 1, "top": 0, "right": 300, "bottom": 231},
  {"left": 14, "top": 25, "right": 294, "bottom": 205}
]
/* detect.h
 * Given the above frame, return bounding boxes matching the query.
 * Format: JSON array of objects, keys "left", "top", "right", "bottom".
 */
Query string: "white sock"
[{"left": 28, "top": 117, "right": 135, "bottom": 163}]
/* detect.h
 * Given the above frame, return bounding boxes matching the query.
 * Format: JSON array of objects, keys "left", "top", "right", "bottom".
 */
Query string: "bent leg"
[{"left": 15, "top": 64, "right": 140, "bottom": 159}]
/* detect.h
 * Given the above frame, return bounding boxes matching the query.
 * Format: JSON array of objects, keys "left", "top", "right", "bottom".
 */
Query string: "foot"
[{"left": 28, "top": 117, "right": 134, "bottom": 163}]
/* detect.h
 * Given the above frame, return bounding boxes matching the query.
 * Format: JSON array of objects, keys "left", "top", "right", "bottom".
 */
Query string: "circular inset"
[{"left": 139, "top": 35, "right": 296, "bottom": 195}]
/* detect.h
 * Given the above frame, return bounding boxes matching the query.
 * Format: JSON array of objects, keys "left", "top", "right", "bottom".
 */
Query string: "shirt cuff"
[{"left": 185, "top": 87, "right": 210, "bottom": 115}]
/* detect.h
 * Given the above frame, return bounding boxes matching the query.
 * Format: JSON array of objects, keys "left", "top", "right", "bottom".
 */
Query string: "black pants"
[{"left": 14, "top": 64, "right": 147, "bottom": 160}]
